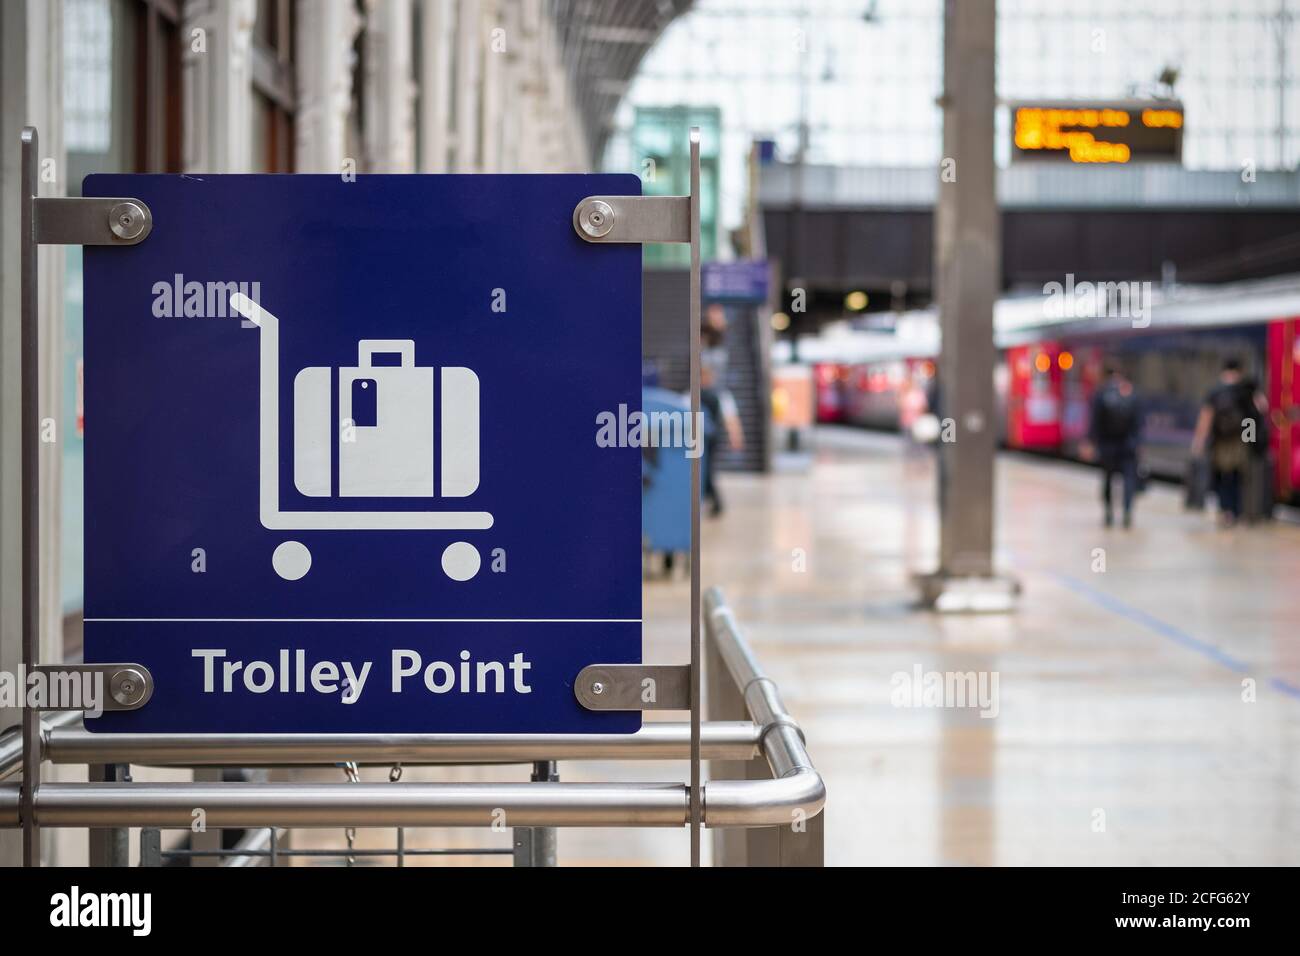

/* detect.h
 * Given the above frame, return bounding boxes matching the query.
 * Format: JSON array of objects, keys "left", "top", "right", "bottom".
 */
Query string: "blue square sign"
[{"left": 82, "top": 173, "right": 643, "bottom": 734}]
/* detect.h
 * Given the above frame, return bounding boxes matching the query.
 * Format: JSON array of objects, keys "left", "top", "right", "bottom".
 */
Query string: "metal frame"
[
  {"left": 1, "top": 587, "right": 823, "bottom": 862},
  {"left": 9, "top": 128, "right": 824, "bottom": 865},
  {"left": 18, "top": 127, "right": 155, "bottom": 865},
  {"left": 3, "top": 721, "right": 759, "bottom": 772},
  {"left": 2, "top": 582, "right": 821, "bottom": 853},
  {"left": 19, "top": 127, "right": 38, "bottom": 867},
  {"left": 572, "top": 127, "right": 705, "bottom": 864}
]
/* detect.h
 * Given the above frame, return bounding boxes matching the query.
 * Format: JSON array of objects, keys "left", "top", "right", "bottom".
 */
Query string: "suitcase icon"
[
  {"left": 229, "top": 293, "right": 492, "bottom": 582},
  {"left": 293, "top": 340, "right": 480, "bottom": 499}
]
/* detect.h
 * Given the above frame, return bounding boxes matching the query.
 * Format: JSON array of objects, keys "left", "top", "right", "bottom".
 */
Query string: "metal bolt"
[
  {"left": 110, "top": 667, "right": 148, "bottom": 707},
  {"left": 591, "top": 681, "right": 604, "bottom": 696},
  {"left": 108, "top": 201, "right": 146, "bottom": 241},
  {"left": 578, "top": 200, "right": 614, "bottom": 239}
]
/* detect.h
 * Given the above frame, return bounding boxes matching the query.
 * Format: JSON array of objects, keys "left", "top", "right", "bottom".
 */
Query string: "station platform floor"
[{"left": 296, "top": 426, "right": 1300, "bottom": 866}]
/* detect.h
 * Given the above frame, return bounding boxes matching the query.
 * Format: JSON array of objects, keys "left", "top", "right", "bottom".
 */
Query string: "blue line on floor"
[
  {"left": 1049, "top": 571, "right": 1300, "bottom": 700},
  {"left": 1269, "top": 677, "right": 1300, "bottom": 700}
]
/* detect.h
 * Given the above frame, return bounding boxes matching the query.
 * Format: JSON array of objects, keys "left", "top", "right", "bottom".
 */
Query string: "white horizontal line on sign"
[{"left": 84, "top": 617, "right": 643, "bottom": 624}]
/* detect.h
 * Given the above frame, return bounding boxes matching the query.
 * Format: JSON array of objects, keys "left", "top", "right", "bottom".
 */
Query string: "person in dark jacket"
[
  {"left": 1192, "top": 358, "right": 1268, "bottom": 527},
  {"left": 1087, "top": 366, "right": 1143, "bottom": 528}
]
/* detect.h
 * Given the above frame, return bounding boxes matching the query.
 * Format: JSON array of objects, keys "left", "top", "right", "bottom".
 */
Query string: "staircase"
[{"left": 642, "top": 267, "right": 769, "bottom": 472}]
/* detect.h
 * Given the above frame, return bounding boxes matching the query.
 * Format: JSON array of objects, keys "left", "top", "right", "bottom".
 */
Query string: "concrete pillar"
[
  {"left": 417, "top": 0, "right": 455, "bottom": 172},
  {"left": 495, "top": 0, "right": 523, "bottom": 171},
  {"left": 413, "top": 0, "right": 587, "bottom": 175},
  {"left": 478, "top": 0, "right": 505, "bottom": 172},
  {"left": 548, "top": 26, "right": 588, "bottom": 170},
  {"left": 295, "top": 0, "right": 362, "bottom": 173},
  {"left": 454, "top": 0, "right": 482, "bottom": 171},
  {"left": 182, "top": 0, "right": 257, "bottom": 173},
  {"left": 920, "top": 0, "right": 1016, "bottom": 612},
  {"left": 363, "top": 0, "right": 416, "bottom": 172}
]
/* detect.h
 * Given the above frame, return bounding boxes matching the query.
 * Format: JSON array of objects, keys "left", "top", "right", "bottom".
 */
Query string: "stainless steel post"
[
  {"left": 530, "top": 760, "right": 558, "bottom": 867},
  {"left": 777, "top": 801, "right": 825, "bottom": 866},
  {"left": 19, "top": 126, "right": 40, "bottom": 867},
  {"left": 688, "top": 126, "right": 703, "bottom": 868},
  {"left": 87, "top": 763, "right": 129, "bottom": 866},
  {"left": 706, "top": 587, "right": 775, "bottom": 865},
  {"left": 513, "top": 760, "right": 559, "bottom": 866},
  {"left": 704, "top": 588, "right": 826, "bottom": 865},
  {"left": 706, "top": 596, "right": 760, "bottom": 866},
  {"left": 511, "top": 825, "right": 556, "bottom": 867},
  {"left": 139, "top": 827, "right": 162, "bottom": 867},
  {"left": 191, "top": 767, "right": 224, "bottom": 867}
]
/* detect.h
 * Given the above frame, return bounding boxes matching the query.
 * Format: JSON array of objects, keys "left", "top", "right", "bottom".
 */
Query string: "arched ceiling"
[{"left": 548, "top": 0, "right": 694, "bottom": 161}]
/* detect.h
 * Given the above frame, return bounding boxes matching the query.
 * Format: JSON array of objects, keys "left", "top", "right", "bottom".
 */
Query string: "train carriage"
[{"left": 819, "top": 276, "right": 1300, "bottom": 504}]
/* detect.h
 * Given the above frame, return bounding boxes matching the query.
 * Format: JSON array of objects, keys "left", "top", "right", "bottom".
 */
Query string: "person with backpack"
[
  {"left": 1192, "top": 358, "right": 1268, "bottom": 527},
  {"left": 1238, "top": 375, "right": 1274, "bottom": 522},
  {"left": 1086, "top": 365, "right": 1143, "bottom": 528}
]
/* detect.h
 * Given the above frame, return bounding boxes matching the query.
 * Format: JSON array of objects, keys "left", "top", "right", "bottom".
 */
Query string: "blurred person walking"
[
  {"left": 1086, "top": 366, "right": 1143, "bottom": 528},
  {"left": 700, "top": 362, "right": 743, "bottom": 518},
  {"left": 699, "top": 304, "right": 743, "bottom": 517},
  {"left": 1192, "top": 358, "right": 1268, "bottom": 527}
]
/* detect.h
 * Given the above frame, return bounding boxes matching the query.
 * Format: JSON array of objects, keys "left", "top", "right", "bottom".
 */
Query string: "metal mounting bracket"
[
  {"left": 34, "top": 197, "right": 153, "bottom": 246},
  {"left": 27, "top": 664, "right": 154, "bottom": 712},
  {"left": 574, "top": 664, "right": 691, "bottom": 711},
  {"left": 573, "top": 195, "right": 690, "bottom": 244}
]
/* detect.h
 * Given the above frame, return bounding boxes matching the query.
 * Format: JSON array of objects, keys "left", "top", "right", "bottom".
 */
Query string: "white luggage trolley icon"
[{"left": 229, "top": 293, "right": 492, "bottom": 582}]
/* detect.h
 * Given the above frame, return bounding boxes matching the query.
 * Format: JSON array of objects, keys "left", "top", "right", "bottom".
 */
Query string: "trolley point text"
[{"left": 191, "top": 648, "right": 533, "bottom": 702}]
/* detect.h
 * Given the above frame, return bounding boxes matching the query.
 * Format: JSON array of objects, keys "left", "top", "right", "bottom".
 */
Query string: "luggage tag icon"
[{"left": 350, "top": 377, "right": 377, "bottom": 428}]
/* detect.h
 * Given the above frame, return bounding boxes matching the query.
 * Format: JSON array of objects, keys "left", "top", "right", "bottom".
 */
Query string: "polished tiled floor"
[{"left": 295, "top": 426, "right": 1300, "bottom": 865}]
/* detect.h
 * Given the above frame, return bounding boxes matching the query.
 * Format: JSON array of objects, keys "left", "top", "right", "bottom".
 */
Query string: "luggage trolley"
[{"left": 229, "top": 292, "right": 492, "bottom": 581}]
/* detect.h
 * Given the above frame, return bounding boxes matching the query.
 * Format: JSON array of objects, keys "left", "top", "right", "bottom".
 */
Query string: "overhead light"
[
  {"left": 771, "top": 312, "right": 791, "bottom": 331},
  {"left": 845, "top": 290, "right": 868, "bottom": 311}
]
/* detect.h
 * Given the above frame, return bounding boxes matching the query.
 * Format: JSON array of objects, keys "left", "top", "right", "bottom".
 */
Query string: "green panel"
[{"left": 632, "top": 107, "right": 721, "bottom": 267}]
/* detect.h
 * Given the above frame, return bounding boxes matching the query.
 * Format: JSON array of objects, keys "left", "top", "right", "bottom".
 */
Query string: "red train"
[{"left": 812, "top": 284, "right": 1300, "bottom": 503}]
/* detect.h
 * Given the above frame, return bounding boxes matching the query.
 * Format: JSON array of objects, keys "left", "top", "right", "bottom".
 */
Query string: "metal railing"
[{"left": 0, "top": 588, "right": 824, "bottom": 866}]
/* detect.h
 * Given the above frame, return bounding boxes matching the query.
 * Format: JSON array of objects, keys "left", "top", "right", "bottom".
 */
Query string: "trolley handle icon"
[{"left": 229, "top": 292, "right": 491, "bottom": 582}]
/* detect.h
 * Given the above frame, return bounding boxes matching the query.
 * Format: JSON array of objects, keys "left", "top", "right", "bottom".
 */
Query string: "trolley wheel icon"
[
  {"left": 271, "top": 540, "right": 482, "bottom": 582},
  {"left": 271, "top": 541, "right": 312, "bottom": 580}
]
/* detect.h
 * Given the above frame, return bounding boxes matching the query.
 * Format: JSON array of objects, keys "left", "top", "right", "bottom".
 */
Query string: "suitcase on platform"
[
  {"left": 1184, "top": 455, "right": 1209, "bottom": 511},
  {"left": 1242, "top": 455, "right": 1275, "bottom": 523},
  {"left": 641, "top": 386, "right": 695, "bottom": 565}
]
